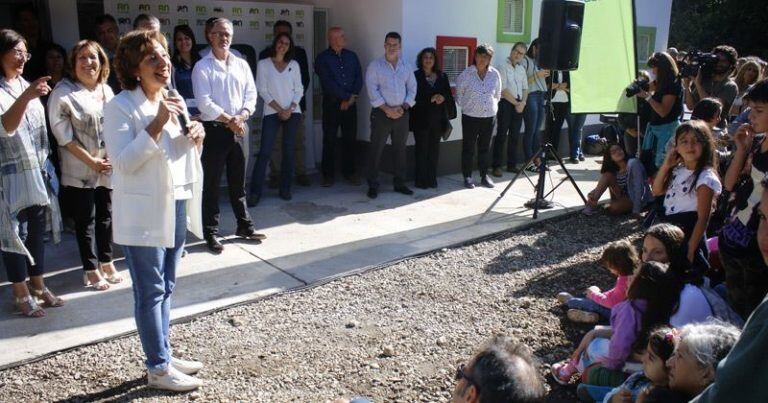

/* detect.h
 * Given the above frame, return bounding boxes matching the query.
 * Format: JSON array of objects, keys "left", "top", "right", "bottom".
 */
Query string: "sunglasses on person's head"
[{"left": 455, "top": 363, "right": 481, "bottom": 393}]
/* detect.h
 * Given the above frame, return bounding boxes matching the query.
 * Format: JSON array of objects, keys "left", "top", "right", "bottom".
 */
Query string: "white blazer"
[{"left": 103, "top": 87, "right": 203, "bottom": 248}]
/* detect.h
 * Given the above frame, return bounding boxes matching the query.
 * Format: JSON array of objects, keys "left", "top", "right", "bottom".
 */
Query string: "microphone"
[{"left": 167, "top": 89, "right": 190, "bottom": 136}]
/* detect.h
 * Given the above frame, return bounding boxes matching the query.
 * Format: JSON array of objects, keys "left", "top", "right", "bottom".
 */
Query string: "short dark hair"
[
  {"left": 473, "top": 43, "right": 495, "bottom": 65},
  {"left": 465, "top": 336, "right": 545, "bottom": 403},
  {"left": 269, "top": 32, "right": 295, "bottom": 62},
  {"left": 114, "top": 29, "right": 168, "bottom": 90},
  {"left": 745, "top": 79, "right": 768, "bottom": 104},
  {"left": 0, "top": 29, "right": 26, "bottom": 60},
  {"left": 601, "top": 239, "right": 639, "bottom": 276},
  {"left": 273, "top": 20, "right": 292, "bottom": 35},
  {"left": 95, "top": 14, "right": 117, "bottom": 27},
  {"left": 712, "top": 45, "right": 738, "bottom": 68},
  {"left": 691, "top": 97, "right": 723, "bottom": 121},
  {"left": 416, "top": 47, "right": 440, "bottom": 73},
  {"left": 133, "top": 14, "right": 160, "bottom": 30},
  {"left": 385, "top": 31, "right": 401, "bottom": 43}
]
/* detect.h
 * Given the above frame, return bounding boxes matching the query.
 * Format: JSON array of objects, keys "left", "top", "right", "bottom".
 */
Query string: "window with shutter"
[
  {"left": 635, "top": 26, "right": 657, "bottom": 70},
  {"left": 436, "top": 36, "right": 477, "bottom": 89},
  {"left": 497, "top": 0, "right": 533, "bottom": 43}
]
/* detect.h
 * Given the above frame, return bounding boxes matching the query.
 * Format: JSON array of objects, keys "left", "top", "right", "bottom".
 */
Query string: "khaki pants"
[{"left": 269, "top": 115, "right": 306, "bottom": 177}]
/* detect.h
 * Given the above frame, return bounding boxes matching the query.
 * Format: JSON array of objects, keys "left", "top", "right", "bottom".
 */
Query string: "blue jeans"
[
  {"left": 567, "top": 113, "right": 587, "bottom": 159},
  {"left": 250, "top": 113, "right": 301, "bottom": 197},
  {"left": 523, "top": 92, "right": 546, "bottom": 161},
  {"left": 642, "top": 120, "right": 680, "bottom": 170},
  {"left": 123, "top": 200, "right": 186, "bottom": 372},
  {"left": 567, "top": 297, "right": 612, "bottom": 320}
]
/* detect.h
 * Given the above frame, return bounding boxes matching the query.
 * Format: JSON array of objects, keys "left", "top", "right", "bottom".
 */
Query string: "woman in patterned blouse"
[
  {"left": 0, "top": 29, "right": 64, "bottom": 317},
  {"left": 48, "top": 40, "right": 121, "bottom": 291},
  {"left": 455, "top": 44, "right": 502, "bottom": 189}
]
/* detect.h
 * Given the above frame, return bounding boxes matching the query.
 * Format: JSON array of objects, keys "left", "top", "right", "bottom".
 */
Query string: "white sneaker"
[
  {"left": 147, "top": 366, "right": 202, "bottom": 392},
  {"left": 172, "top": 356, "right": 204, "bottom": 375}
]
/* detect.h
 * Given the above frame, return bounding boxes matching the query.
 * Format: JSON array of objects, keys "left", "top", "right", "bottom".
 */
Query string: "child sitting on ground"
[
  {"left": 557, "top": 240, "right": 639, "bottom": 324},
  {"left": 601, "top": 326, "right": 676, "bottom": 403},
  {"left": 551, "top": 262, "right": 681, "bottom": 387}
]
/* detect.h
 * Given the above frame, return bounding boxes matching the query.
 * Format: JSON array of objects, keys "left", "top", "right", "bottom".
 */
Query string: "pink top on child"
[{"left": 588, "top": 275, "right": 631, "bottom": 308}]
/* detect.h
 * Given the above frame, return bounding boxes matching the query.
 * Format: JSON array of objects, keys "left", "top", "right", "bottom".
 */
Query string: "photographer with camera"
[
  {"left": 684, "top": 45, "right": 739, "bottom": 128},
  {"left": 638, "top": 52, "right": 684, "bottom": 173}
]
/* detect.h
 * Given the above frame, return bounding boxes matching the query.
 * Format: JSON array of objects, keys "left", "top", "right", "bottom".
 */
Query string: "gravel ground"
[{"left": 0, "top": 212, "right": 642, "bottom": 402}]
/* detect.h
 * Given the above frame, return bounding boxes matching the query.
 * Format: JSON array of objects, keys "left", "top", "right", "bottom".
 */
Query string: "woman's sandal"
[
  {"left": 99, "top": 262, "right": 124, "bottom": 284},
  {"left": 13, "top": 295, "right": 46, "bottom": 318},
  {"left": 83, "top": 270, "right": 110, "bottom": 291},
  {"left": 28, "top": 285, "right": 65, "bottom": 307},
  {"left": 551, "top": 359, "right": 578, "bottom": 385}
]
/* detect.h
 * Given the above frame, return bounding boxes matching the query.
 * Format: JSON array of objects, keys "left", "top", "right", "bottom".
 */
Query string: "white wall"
[
  {"left": 310, "top": 0, "right": 404, "bottom": 141},
  {"left": 635, "top": 0, "right": 672, "bottom": 51}
]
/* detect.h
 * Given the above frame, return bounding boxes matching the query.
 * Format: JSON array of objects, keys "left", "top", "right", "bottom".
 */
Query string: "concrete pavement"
[{"left": 0, "top": 157, "right": 603, "bottom": 369}]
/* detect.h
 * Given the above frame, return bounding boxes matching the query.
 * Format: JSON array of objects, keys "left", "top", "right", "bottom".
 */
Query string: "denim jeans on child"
[
  {"left": 567, "top": 297, "right": 612, "bottom": 320},
  {"left": 123, "top": 200, "right": 186, "bottom": 372}
]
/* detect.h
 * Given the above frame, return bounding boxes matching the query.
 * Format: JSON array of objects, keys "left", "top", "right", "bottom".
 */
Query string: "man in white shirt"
[
  {"left": 192, "top": 18, "right": 264, "bottom": 253},
  {"left": 364, "top": 32, "right": 417, "bottom": 199},
  {"left": 492, "top": 42, "right": 528, "bottom": 175}
]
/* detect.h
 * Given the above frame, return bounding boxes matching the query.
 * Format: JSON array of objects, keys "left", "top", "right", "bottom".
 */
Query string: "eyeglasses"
[
  {"left": 210, "top": 31, "right": 232, "bottom": 39},
  {"left": 455, "top": 364, "right": 481, "bottom": 393},
  {"left": 12, "top": 49, "right": 32, "bottom": 62}
]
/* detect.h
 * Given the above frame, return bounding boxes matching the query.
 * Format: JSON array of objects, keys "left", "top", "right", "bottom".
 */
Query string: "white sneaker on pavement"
[
  {"left": 172, "top": 356, "right": 204, "bottom": 375},
  {"left": 147, "top": 366, "right": 202, "bottom": 392}
]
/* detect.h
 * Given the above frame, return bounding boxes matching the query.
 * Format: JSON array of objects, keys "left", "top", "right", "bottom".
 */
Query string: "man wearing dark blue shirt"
[
  {"left": 315, "top": 27, "right": 363, "bottom": 187},
  {"left": 259, "top": 20, "right": 312, "bottom": 187}
]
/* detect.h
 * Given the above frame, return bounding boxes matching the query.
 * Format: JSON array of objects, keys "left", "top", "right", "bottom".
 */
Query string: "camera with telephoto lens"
[
  {"left": 625, "top": 78, "right": 650, "bottom": 98},
  {"left": 678, "top": 50, "right": 719, "bottom": 78}
]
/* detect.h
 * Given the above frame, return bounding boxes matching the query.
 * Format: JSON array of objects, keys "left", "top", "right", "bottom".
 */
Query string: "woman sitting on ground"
[
  {"left": 666, "top": 321, "right": 741, "bottom": 401},
  {"left": 583, "top": 142, "right": 651, "bottom": 217}
]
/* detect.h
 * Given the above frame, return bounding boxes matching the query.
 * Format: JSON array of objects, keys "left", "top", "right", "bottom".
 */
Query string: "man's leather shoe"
[
  {"left": 296, "top": 175, "right": 311, "bottom": 187},
  {"left": 235, "top": 228, "right": 267, "bottom": 241},
  {"left": 491, "top": 167, "right": 503, "bottom": 177},
  {"left": 205, "top": 235, "right": 224, "bottom": 254},
  {"left": 246, "top": 195, "right": 260, "bottom": 208},
  {"left": 394, "top": 184, "right": 413, "bottom": 195},
  {"left": 464, "top": 177, "right": 476, "bottom": 189},
  {"left": 367, "top": 187, "right": 378, "bottom": 199},
  {"left": 321, "top": 176, "right": 334, "bottom": 187}
]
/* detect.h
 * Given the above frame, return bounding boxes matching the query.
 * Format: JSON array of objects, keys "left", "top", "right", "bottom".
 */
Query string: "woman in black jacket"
[{"left": 411, "top": 47, "right": 455, "bottom": 188}]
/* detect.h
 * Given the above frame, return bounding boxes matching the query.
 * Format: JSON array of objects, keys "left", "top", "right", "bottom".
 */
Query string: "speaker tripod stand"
[{"left": 480, "top": 69, "right": 587, "bottom": 221}]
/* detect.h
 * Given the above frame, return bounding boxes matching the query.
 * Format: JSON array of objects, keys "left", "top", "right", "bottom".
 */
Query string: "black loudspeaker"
[{"left": 537, "top": 0, "right": 585, "bottom": 71}]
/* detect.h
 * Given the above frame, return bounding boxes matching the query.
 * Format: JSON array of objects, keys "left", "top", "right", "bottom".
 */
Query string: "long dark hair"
[
  {"left": 526, "top": 38, "right": 539, "bottom": 59},
  {"left": 643, "top": 223, "right": 702, "bottom": 285},
  {"left": 269, "top": 32, "right": 295, "bottom": 62},
  {"left": 172, "top": 25, "right": 201, "bottom": 69},
  {"left": 627, "top": 262, "right": 684, "bottom": 351},
  {"left": 647, "top": 52, "right": 679, "bottom": 90},
  {"left": 663, "top": 120, "right": 718, "bottom": 197},
  {"left": 416, "top": 47, "right": 440, "bottom": 74},
  {"left": 600, "top": 142, "right": 630, "bottom": 174}
]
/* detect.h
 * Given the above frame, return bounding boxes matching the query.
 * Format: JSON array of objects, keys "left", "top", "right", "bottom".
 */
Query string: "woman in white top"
[
  {"left": 103, "top": 29, "right": 205, "bottom": 392},
  {"left": 455, "top": 44, "right": 502, "bottom": 189},
  {"left": 48, "top": 40, "right": 120, "bottom": 291},
  {"left": 0, "top": 29, "right": 63, "bottom": 318},
  {"left": 248, "top": 32, "right": 303, "bottom": 206}
]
